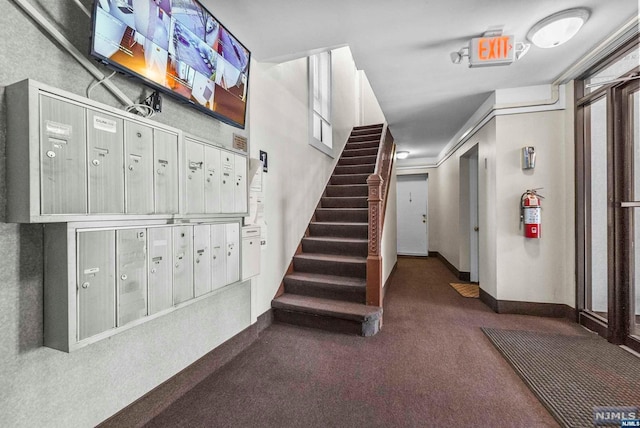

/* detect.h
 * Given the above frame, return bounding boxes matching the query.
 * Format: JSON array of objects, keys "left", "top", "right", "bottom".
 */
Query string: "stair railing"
[{"left": 366, "top": 123, "right": 396, "bottom": 307}]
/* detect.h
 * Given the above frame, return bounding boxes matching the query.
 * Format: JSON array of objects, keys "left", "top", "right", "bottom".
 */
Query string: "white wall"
[
  {"left": 249, "top": 46, "right": 367, "bottom": 317},
  {"left": 495, "top": 106, "right": 575, "bottom": 306},
  {"left": 358, "top": 70, "right": 386, "bottom": 126},
  {"left": 422, "top": 84, "right": 575, "bottom": 307},
  {"left": 382, "top": 162, "right": 398, "bottom": 285}
]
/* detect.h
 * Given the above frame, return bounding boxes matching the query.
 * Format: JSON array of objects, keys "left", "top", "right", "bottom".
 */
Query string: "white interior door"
[{"left": 397, "top": 174, "right": 428, "bottom": 256}]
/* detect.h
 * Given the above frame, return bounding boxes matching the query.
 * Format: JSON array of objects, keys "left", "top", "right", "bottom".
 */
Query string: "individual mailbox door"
[
  {"left": 154, "top": 130, "right": 179, "bottom": 214},
  {"left": 225, "top": 223, "right": 240, "bottom": 284},
  {"left": 210, "top": 223, "right": 227, "bottom": 290},
  {"left": 204, "top": 145, "right": 221, "bottom": 213},
  {"left": 147, "top": 227, "right": 173, "bottom": 315},
  {"left": 220, "top": 152, "right": 234, "bottom": 213},
  {"left": 193, "top": 224, "right": 211, "bottom": 297},
  {"left": 185, "top": 140, "right": 205, "bottom": 213},
  {"left": 234, "top": 154, "right": 247, "bottom": 213},
  {"left": 77, "top": 230, "right": 115, "bottom": 341},
  {"left": 87, "top": 110, "right": 124, "bottom": 214},
  {"left": 40, "top": 95, "right": 87, "bottom": 215},
  {"left": 116, "top": 229, "right": 148, "bottom": 326},
  {"left": 124, "top": 121, "right": 154, "bottom": 214},
  {"left": 173, "top": 225, "right": 194, "bottom": 304}
]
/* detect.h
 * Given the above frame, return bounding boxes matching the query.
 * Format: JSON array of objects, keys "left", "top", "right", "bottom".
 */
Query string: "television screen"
[{"left": 91, "top": 0, "right": 251, "bottom": 128}]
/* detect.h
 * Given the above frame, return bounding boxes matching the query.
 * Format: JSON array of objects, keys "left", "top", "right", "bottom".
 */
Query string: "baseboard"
[
  {"left": 99, "top": 310, "right": 274, "bottom": 427},
  {"left": 480, "top": 288, "right": 575, "bottom": 319},
  {"left": 428, "top": 251, "right": 469, "bottom": 281}
]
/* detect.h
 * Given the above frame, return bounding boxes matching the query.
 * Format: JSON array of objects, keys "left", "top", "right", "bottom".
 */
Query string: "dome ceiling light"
[{"left": 527, "top": 8, "right": 590, "bottom": 49}]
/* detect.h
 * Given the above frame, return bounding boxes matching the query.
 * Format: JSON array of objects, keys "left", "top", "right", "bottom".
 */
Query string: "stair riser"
[
  {"left": 342, "top": 148, "right": 378, "bottom": 157},
  {"left": 345, "top": 141, "right": 380, "bottom": 150},
  {"left": 283, "top": 279, "right": 365, "bottom": 303},
  {"left": 315, "top": 209, "right": 368, "bottom": 222},
  {"left": 330, "top": 174, "right": 370, "bottom": 185},
  {"left": 309, "top": 223, "right": 368, "bottom": 238},
  {"left": 337, "top": 155, "right": 377, "bottom": 166},
  {"left": 293, "top": 257, "right": 366, "bottom": 278},
  {"left": 302, "top": 239, "right": 368, "bottom": 257},
  {"left": 334, "top": 165, "right": 375, "bottom": 175},
  {"left": 273, "top": 309, "right": 380, "bottom": 336},
  {"left": 325, "top": 185, "right": 368, "bottom": 197},
  {"left": 321, "top": 197, "right": 368, "bottom": 208}
]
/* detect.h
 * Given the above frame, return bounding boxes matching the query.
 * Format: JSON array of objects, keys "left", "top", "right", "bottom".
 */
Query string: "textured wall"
[{"left": 0, "top": 1, "right": 251, "bottom": 426}]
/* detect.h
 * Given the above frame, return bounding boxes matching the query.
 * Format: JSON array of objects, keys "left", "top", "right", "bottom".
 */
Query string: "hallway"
[{"left": 140, "top": 257, "right": 589, "bottom": 427}]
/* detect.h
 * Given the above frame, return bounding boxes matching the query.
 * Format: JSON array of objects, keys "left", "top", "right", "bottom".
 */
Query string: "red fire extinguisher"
[{"left": 520, "top": 189, "right": 543, "bottom": 239}]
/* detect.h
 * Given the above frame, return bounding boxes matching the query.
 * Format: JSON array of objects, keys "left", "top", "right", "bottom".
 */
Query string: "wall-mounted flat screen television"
[{"left": 91, "top": 0, "right": 250, "bottom": 129}]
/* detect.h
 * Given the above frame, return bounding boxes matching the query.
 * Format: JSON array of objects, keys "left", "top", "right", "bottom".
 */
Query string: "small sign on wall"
[
  {"left": 259, "top": 150, "right": 268, "bottom": 173},
  {"left": 233, "top": 134, "right": 248, "bottom": 152}
]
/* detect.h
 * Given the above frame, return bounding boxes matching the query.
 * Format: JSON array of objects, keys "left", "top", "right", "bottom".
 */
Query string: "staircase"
[{"left": 271, "top": 124, "right": 385, "bottom": 336}]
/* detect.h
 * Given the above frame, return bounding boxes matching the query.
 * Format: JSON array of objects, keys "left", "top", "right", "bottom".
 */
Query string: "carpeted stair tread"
[
  {"left": 302, "top": 236, "right": 368, "bottom": 244},
  {"left": 337, "top": 155, "right": 378, "bottom": 166},
  {"left": 285, "top": 272, "right": 366, "bottom": 287},
  {"left": 314, "top": 208, "right": 368, "bottom": 223},
  {"left": 272, "top": 294, "right": 382, "bottom": 322},
  {"left": 330, "top": 174, "right": 371, "bottom": 185},
  {"left": 320, "top": 196, "right": 369, "bottom": 208},
  {"left": 325, "top": 184, "right": 368, "bottom": 197},
  {"left": 334, "top": 163, "right": 376, "bottom": 173},
  {"left": 294, "top": 252, "right": 366, "bottom": 264}
]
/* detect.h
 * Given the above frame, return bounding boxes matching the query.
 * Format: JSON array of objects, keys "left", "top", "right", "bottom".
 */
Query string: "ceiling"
[{"left": 205, "top": 0, "right": 639, "bottom": 164}]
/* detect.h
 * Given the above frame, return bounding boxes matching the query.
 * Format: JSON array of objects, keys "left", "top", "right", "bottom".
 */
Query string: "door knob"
[{"left": 474, "top": 226, "right": 479, "bottom": 232}]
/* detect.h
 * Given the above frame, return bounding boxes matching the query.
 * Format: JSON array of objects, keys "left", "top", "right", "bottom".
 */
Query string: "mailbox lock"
[
  {"left": 151, "top": 268, "right": 157, "bottom": 274},
  {"left": 92, "top": 159, "right": 101, "bottom": 166},
  {"left": 81, "top": 282, "right": 90, "bottom": 289},
  {"left": 120, "top": 274, "right": 128, "bottom": 280},
  {"left": 196, "top": 258, "right": 200, "bottom": 264},
  {"left": 128, "top": 165, "right": 134, "bottom": 171},
  {"left": 188, "top": 174, "right": 192, "bottom": 179},
  {"left": 136, "top": 132, "right": 142, "bottom": 138},
  {"left": 157, "top": 169, "right": 164, "bottom": 175},
  {"left": 46, "top": 150, "right": 56, "bottom": 158},
  {"left": 206, "top": 178, "right": 211, "bottom": 182}
]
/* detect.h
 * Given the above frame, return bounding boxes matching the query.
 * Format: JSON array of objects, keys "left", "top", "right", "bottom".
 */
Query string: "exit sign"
[{"left": 469, "top": 35, "right": 515, "bottom": 67}]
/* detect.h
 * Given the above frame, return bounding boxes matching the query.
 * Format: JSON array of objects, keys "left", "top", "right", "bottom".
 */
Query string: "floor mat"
[
  {"left": 449, "top": 283, "right": 479, "bottom": 298},
  {"left": 482, "top": 328, "right": 640, "bottom": 427}
]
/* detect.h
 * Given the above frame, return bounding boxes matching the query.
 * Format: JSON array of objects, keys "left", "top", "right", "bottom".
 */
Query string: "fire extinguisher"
[{"left": 520, "top": 189, "right": 543, "bottom": 239}]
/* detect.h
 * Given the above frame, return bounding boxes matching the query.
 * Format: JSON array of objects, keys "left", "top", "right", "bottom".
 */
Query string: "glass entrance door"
[{"left": 623, "top": 82, "right": 640, "bottom": 346}]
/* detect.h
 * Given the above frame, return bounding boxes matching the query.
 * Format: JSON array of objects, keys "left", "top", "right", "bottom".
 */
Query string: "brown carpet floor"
[{"left": 145, "top": 257, "right": 589, "bottom": 427}]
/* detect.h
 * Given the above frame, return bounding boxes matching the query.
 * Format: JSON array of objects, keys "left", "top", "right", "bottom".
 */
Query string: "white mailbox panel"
[
  {"left": 124, "top": 121, "right": 154, "bottom": 214},
  {"left": 220, "top": 152, "right": 235, "bottom": 213},
  {"left": 185, "top": 140, "right": 205, "bottom": 214},
  {"left": 40, "top": 95, "right": 87, "bottom": 215},
  {"left": 210, "top": 223, "right": 227, "bottom": 291},
  {"left": 173, "top": 225, "right": 194, "bottom": 304},
  {"left": 147, "top": 227, "right": 173, "bottom": 315},
  {"left": 116, "top": 229, "right": 148, "bottom": 326},
  {"left": 193, "top": 225, "right": 212, "bottom": 297},
  {"left": 153, "top": 129, "right": 179, "bottom": 214},
  {"left": 242, "top": 226, "right": 261, "bottom": 280},
  {"left": 87, "top": 110, "right": 124, "bottom": 214},
  {"left": 77, "top": 230, "right": 116, "bottom": 341},
  {"left": 226, "top": 223, "right": 240, "bottom": 284},
  {"left": 204, "top": 145, "right": 221, "bottom": 214},
  {"left": 234, "top": 154, "right": 247, "bottom": 213}
]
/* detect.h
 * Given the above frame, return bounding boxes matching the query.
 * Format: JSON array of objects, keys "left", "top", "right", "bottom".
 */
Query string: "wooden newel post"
[{"left": 367, "top": 173, "right": 383, "bottom": 307}]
